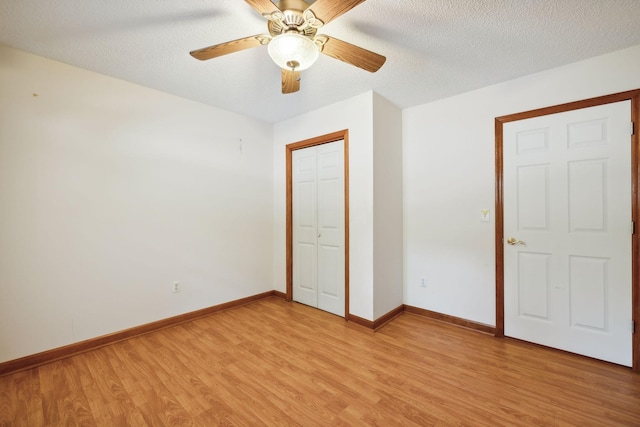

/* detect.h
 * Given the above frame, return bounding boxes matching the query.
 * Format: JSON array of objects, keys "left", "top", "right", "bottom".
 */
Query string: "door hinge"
[
  {"left": 633, "top": 320, "right": 636, "bottom": 334},
  {"left": 631, "top": 121, "right": 636, "bottom": 136},
  {"left": 633, "top": 221, "right": 636, "bottom": 235}
]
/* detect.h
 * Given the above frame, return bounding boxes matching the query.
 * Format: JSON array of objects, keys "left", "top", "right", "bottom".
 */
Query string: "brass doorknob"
[{"left": 506, "top": 237, "right": 525, "bottom": 246}]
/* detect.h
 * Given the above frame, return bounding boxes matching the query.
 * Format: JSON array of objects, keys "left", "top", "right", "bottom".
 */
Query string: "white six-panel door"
[
  {"left": 503, "top": 101, "right": 633, "bottom": 366},
  {"left": 292, "top": 141, "right": 345, "bottom": 317}
]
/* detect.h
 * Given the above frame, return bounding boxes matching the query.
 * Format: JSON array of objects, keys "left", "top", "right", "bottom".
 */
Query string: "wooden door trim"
[
  {"left": 286, "top": 130, "right": 350, "bottom": 319},
  {"left": 495, "top": 89, "right": 640, "bottom": 372}
]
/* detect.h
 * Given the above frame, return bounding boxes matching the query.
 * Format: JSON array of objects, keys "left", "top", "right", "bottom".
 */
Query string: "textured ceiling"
[{"left": 2, "top": 0, "right": 640, "bottom": 123}]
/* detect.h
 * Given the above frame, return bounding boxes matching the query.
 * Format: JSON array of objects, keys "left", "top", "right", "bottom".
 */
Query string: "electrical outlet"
[
  {"left": 420, "top": 277, "right": 427, "bottom": 288},
  {"left": 172, "top": 281, "right": 181, "bottom": 293}
]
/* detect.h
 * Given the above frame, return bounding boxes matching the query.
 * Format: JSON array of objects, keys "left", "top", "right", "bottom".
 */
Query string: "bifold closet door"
[{"left": 292, "top": 140, "right": 345, "bottom": 317}]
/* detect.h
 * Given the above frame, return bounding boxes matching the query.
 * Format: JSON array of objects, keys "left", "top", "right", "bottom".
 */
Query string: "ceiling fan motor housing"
[{"left": 269, "top": 0, "right": 318, "bottom": 37}]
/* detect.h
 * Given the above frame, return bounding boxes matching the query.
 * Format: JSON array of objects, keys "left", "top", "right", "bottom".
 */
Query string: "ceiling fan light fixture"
[{"left": 267, "top": 33, "right": 319, "bottom": 71}]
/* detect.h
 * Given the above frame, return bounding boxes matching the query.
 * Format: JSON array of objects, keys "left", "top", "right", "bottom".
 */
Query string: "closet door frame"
[{"left": 286, "top": 130, "right": 350, "bottom": 318}]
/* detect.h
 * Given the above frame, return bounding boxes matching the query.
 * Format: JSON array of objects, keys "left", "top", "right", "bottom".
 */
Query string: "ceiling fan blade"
[
  {"left": 306, "top": 0, "right": 366, "bottom": 25},
  {"left": 190, "top": 35, "right": 266, "bottom": 61},
  {"left": 245, "top": 0, "right": 281, "bottom": 15},
  {"left": 319, "top": 36, "right": 386, "bottom": 73},
  {"left": 282, "top": 69, "right": 300, "bottom": 94}
]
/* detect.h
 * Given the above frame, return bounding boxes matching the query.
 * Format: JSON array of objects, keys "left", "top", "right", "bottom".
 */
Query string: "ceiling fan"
[{"left": 190, "top": 0, "right": 386, "bottom": 94}]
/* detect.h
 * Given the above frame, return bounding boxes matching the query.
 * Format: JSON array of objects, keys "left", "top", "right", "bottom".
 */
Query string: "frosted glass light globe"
[{"left": 268, "top": 33, "right": 320, "bottom": 71}]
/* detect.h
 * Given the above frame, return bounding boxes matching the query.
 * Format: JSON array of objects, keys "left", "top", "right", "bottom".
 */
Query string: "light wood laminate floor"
[{"left": 1, "top": 297, "right": 639, "bottom": 426}]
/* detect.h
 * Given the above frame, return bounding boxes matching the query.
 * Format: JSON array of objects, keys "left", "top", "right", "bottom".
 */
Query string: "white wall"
[
  {"left": 372, "top": 93, "right": 403, "bottom": 319},
  {"left": 403, "top": 44, "right": 640, "bottom": 326},
  {"left": 5, "top": 41, "right": 638, "bottom": 363},
  {"left": 0, "top": 46, "right": 274, "bottom": 363},
  {"left": 273, "top": 92, "right": 375, "bottom": 320}
]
